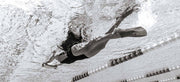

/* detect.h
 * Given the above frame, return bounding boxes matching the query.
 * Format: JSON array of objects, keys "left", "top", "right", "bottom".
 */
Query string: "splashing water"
[{"left": 137, "top": 0, "right": 157, "bottom": 32}]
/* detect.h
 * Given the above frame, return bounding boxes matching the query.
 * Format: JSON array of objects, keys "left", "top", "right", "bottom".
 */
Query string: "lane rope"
[
  {"left": 119, "top": 65, "right": 180, "bottom": 82},
  {"left": 152, "top": 74, "right": 180, "bottom": 82},
  {"left": 70, "top": 31, "right": 180, "bottom": 82}
]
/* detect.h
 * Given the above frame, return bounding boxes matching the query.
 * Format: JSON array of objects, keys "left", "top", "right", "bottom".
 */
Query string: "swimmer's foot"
[{"left": 112, "top": 26, "right": 147, "bottom": 38}]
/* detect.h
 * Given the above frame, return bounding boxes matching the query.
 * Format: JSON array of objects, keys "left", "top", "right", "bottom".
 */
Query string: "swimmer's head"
[{"left": 69, "top": 23, "right": 85, "bottom": 37}]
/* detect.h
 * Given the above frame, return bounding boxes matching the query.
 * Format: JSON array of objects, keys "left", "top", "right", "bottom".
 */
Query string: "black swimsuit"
[
  {"left": 61, "top": 48, "right": 88, "bottom": 64},
  {"left": 60, "top": 31, "right": 88, "bottom": 64}
]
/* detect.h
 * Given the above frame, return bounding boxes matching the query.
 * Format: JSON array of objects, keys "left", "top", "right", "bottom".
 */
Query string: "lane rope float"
[
  {"left": 70, "top": 31, "right": 180, "bottom": 82},
  {"left": 119, "top": 65, "right": 180, "bottom": 82},
  {"left": 152, "top": 74, "right": 180, "bottom": 82}
]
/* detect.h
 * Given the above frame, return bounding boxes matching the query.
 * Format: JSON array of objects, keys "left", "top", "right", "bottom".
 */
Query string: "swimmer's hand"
[
  {"left": 42, "top": 63, "right": 47, "bottom": 67},
  {"left": 42, "top": 63, "right": 58, "bottom": 69},
  {"left": 117, "top": 4, "right": 138, "bottom": 20}
]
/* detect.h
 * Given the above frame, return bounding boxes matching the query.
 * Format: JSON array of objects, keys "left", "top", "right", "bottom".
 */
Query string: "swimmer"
[{"left": 42, "top": 6, "right": 147, "bottom": 67}]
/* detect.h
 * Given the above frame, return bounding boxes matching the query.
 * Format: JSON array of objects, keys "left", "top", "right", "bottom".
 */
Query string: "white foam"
[
  {"left": 137, "top": 0, "right": 157, "bottom": 32},
  {"left": 0, "top": 0, "right": 42, "bottom": 12}
]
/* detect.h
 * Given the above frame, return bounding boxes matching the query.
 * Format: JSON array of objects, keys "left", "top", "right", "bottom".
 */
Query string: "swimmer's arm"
[
  {"left": 105, "top": 16, "right": 124, "bottom": 34},
  {"left": 43, "top": 51, "right": 56, "bottom": 64},
  {"left": 106, "top": 6, "right": 136, "bottom": 34}
]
